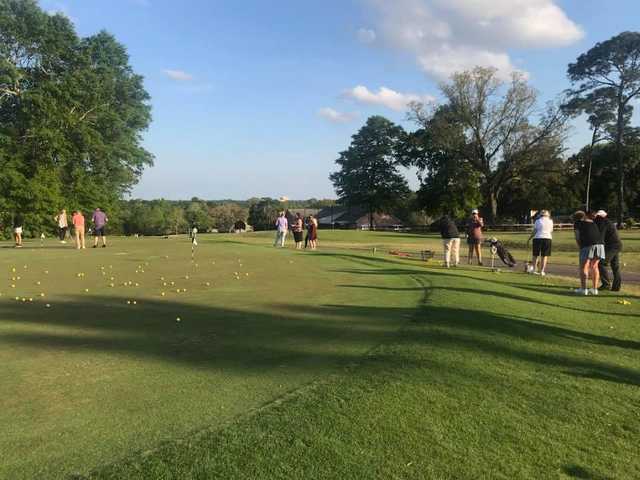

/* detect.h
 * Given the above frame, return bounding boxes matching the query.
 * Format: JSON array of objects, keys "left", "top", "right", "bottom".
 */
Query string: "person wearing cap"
[
  {"left": 528, "top": 209, "right": 553, "bottom": 276},
  {"left": 594, "top": 210, "right": 623, "bottom": 291},
  {"left": 466, "top": 209, "right": 484, "bottom": 266}
]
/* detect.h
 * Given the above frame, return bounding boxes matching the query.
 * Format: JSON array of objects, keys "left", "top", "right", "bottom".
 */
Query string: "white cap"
[
  {"left": 596, "top": 210, "right": 607, "bottom": 217},
  {"left": 471, "top": 209, "right": 479, "bottom": 214}
]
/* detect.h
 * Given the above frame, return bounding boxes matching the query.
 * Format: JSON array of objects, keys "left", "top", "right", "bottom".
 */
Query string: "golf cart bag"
[{"left": 489, "top": 238, "right": 517, "bottom": 268}]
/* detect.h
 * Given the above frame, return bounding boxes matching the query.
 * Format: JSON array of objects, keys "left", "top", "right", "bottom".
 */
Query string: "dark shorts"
[
  {"left": 293, "top": 231, "right": 303, "bottom": 242},
  {"left": 94, "top": 227, "right": 106, "bottom": 236},
  {"left": 467, "top": 237, "right": 481, "bottom": 245},
  {"left": 533, "top": 238, "right": 552, "bottom": 257}
]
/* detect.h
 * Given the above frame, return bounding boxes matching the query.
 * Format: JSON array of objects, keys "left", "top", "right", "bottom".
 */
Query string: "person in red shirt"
[{"left": 72, "top": 210, "right": 86, "bottom": 249}]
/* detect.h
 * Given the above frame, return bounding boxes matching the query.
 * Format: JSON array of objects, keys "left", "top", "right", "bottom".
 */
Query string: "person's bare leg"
[
  {"left": 75, "top": 231, "right": 80, "bottom": 249},
  {"left": 102, "top": 235, "right": 107, "bottom": 247},
  {"left": 475, "top": 244, "right": 482, "bottom": 265},
  {"left": 541, "top": 256, "right": 548, "bottom": 273},
  {"left": 468, "top": 245, "right": 473, "bottom": 264},
  {"left": 591, "top": 260, "right": 600, "bottom": 290},
  {"left": 580, "top": 261, "right": 588, "bottom": 290}
]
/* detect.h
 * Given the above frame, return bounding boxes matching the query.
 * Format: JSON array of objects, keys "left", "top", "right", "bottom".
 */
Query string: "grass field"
[{"left": 1, "top": 233, "right": 639, "bottom": 479}]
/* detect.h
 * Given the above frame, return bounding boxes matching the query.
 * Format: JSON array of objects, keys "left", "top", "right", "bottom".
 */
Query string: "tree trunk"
[
  {"left": 615, "top": 98, "right": 626, "bottom": 226},
  {"left": 485, "top": 190, "right": 498, "bottom": 224},
  {"left": 368, "top": 208, "right": 374, "bottom": 231}
]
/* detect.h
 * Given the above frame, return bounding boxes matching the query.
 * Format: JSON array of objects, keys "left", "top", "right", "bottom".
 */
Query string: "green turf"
[{"left": 1, "top": 234, "right": 638, "bottom": 479}]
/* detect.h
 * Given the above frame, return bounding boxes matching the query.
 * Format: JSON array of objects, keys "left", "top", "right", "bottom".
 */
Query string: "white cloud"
[
  {"left": 318, "top": 107, "right": 358, "bottom": 123},
  {"left": 345, "top": 85, "right": 435, "bottom": 111},
  {"left": 365, "top": 0, "right": 583, "bottom": 80},
  {"left": 163, "top": 69, "right": 194, "bottom": 82},
  {"left": 357, "top": 28, "right": 377, "bottom": 44}
]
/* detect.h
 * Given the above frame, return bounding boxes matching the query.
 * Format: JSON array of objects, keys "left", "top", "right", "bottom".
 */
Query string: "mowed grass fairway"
[{"left": 1, "top": 232, "right": 639, "bottom": 479}]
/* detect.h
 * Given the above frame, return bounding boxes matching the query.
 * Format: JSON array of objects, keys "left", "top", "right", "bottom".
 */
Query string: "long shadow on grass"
[{"left": 0, "top": 295, "right": 414, "bottom": 373}]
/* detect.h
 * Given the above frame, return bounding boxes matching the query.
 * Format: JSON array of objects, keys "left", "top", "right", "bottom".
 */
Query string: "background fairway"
[
  {"left": 1, "top": 233, "right": 639, "bottom": 479},
  {"left": 233, "top": 229, "right": 640, "bottom": 272}
]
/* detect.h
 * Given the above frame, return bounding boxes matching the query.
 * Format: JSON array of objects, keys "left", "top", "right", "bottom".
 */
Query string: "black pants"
[
  {"left": 58, "top": 226, "right": 67, "bottom": 241},
  {"left": 599, "top": 248, "right": 622, "bottom": 291}
]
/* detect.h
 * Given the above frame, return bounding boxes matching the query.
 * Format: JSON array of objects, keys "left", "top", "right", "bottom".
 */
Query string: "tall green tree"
[
  {"left": 410, "top": 67, "right": 567, "bottom": 222},
  {"left": 0, "top": 0, "right": 152, "bottom": 235},
  {"left": 567, "top": 31, "right": 640, "bottom": 223},
  {"left": 399, "top": 106, "right": 481, "bottom": 218},
  {"left": 330, "top": 116, "right": 410, "bottom": 229}
]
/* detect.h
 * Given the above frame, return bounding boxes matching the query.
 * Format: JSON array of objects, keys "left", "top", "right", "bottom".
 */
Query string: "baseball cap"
[
  {"left": 471, "top": 209, "right": 479, "bottom": 214},
  {"left": 596, "top": 210, "right": 607, "bottom": 217}
]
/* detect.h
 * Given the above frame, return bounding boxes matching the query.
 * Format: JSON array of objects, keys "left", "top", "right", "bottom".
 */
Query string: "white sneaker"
[
  {"left": 533, "top": 271, "right": 540, "bottom": 275},
  {"left": 575, "top": 288, "right": 589, "bottom": 296},
  {"left": 540, "top": 271, "right": 546, "bottom": 276},
  {"left": 589, "top": 289, "right": 599, "bottom": 296}
]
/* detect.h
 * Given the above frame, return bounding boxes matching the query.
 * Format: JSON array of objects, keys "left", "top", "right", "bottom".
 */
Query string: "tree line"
[{"left": 331, "top": 32, "right": 640, "bottom": 227}]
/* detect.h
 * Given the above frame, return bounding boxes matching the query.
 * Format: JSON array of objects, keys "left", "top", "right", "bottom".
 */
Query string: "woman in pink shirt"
[{"left": 72, "top": 210, "right": 86, "bottom": 249}]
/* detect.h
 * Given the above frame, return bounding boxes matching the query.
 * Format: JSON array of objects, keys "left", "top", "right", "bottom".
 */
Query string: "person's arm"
[
  {"left": 574, "top": 228, "right": 581, "bottom": 247},
  {"left": 479, "top": 217, "right": 484, "bottom": 228}
]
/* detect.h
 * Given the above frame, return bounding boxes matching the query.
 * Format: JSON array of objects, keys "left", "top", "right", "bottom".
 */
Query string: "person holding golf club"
[
  {"left": 594, "top": 210, "right": 623, "bottom": 291},
  {"left": 466, "top": 209, "right": 484, "bottom": 266},
  {"left": 573, "top": 210, "right": 605, "bottom": 295},
  {"left": 528, "top": 209, "right": 553, "bottom": 276},
  {"left": 439, "top": 214, "right": 460, "bottom": 268}
]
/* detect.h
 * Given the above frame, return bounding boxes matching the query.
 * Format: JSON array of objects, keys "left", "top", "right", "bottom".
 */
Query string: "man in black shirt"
[
  {"left": 439, "top": 215, "right": 460, "bottom": 268},
  {"left": 595, "top": 210, "right": 623, "bottom": 291}
]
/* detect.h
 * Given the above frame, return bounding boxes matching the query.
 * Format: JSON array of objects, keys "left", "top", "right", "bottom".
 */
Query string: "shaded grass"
[{"left": 85, "top": 253, "right": 640, "bottom": 479}]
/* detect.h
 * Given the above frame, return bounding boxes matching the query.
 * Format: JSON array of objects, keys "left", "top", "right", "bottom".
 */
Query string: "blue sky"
[{"left": 40, "top": 0, "right": 640, "bottom": 200}]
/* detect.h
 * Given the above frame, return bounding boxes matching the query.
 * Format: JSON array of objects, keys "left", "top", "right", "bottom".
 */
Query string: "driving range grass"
[{"left": 1, "top": 234, "right": 639, "bottom": 479}]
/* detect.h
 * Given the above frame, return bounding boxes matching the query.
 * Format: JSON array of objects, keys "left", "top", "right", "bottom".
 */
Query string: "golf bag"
[{"left": 489, "top": 238, "right": 517, "bottom": 268}]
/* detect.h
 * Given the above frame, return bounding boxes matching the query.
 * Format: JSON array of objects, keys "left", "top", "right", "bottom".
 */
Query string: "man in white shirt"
[
  {"left": 274, "top": 211, "right": 288, "bottom": 248},
  {"left": 528, "top": 210, "right": 553, "bottom": 276}
]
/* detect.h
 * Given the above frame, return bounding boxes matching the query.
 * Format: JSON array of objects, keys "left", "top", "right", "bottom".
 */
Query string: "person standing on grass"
[
  {"left": 72, "top": 210, "right": 86, "bottom": 249},
  {"left": 439, "top": 214, "right": 460, "bottom": 268},
  {"left": 466, "top": 209, "right": 484, "bottom": 265},
  {"left": 274, "top": 211, "right": 288, "bottom": 248},
  {"left": 573, "top": 210, "right": 605, "bottom": 295},
  {"left": 55, "top": 209, "right": 68, "bottom": 243},
  {"left": 528, "top": 209, "right": 553, "bottom": 276},
  {"left": 308, "top": 214, "right": 318, "bottom": 250},
  {"left": 594, "top": 210, "right": 623, "bottom": 292},
  {"left": 13, "top": 213, "right": 24, "bottom": 248},
  {"left": 91, "top": 208, "right": 108, "bottom": 248},
  {"left": 292, "top": 212, "right": 304, "bottom": 249}
]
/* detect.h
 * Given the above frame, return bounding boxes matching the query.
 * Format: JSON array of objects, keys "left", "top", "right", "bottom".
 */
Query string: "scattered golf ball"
[
  {"left": 176, "top": 317, "right": 181, "bottom": 322},
  {"left": 36, "top": 281, "right": 41, "bottom": 285},
  {"left": 28, "top": 298, "right": 33, "bottom": 302},
  {"left": 11, "top": 284, "right": 15, "bottom": 288},
  {"left": 84, "top": 288, "right": 89, "bottom": 293},
  {"left": 39, "top": 293, "right": 45, "bottom": 297},
  {"left": 45, "top": 304, "right": 51, "bottom": 308},
  {"left": 161, "top": 292, "right": 166, "bottom": 296},
  {"left": 133, "top": 301, "right": 137, "bottom": 305}
]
